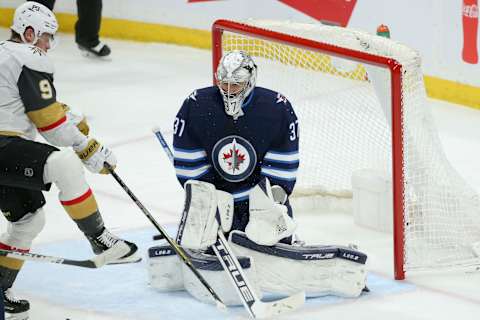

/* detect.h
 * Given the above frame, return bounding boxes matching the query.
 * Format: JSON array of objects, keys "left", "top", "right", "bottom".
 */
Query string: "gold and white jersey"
[{"left": 0, "top": 40, "right": 56, "bottom": 140}]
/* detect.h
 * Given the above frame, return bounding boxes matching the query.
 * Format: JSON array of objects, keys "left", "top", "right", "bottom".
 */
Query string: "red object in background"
[
  {"left": 376, "top": 24, "right": 391, "bottom": 38},
  {"left": 279, "top": 0, "right": 357, "bottom": 27},
  {"left": 462, "top": 0, "right": 478, "bottom": 64},
  {"left": 189, "top": 1, "right": 357, "bottom": 27}
]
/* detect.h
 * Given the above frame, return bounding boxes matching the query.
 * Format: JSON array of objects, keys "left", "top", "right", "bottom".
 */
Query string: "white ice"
[{"left": 0, "top": 27, "right": 479, "bottom": 320}]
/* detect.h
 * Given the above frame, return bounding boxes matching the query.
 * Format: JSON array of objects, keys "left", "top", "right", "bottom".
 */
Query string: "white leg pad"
[
  {"left": 182, "top": 250, "right": 261, "bottom": 306},
  {"left": 147, "top": 240, "right": 262, "bottom": 306},
  {"left": 229, "top": 231, "right": 368, "bottom": 298},
  {"left": 0, "top": 208, "right": 45, "bottom": 249},
  {"left": 147, "top": 240, "right": 184, "bottom": 291}
]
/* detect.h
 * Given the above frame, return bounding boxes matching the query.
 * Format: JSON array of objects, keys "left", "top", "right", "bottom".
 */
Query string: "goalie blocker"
[{"left": 147, "top": 179, "right": 368, "bottom": 302}]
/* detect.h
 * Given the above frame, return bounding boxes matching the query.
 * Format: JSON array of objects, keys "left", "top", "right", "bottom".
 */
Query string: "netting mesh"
[{"left": 219, "top": 20, "right": 480, "bottom": 271}]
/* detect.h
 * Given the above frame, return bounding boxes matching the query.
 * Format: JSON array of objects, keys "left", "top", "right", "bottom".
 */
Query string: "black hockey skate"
[
  {"left": 4, "top": 288, "right": 29, "bottom": 320},
  {"left": 78, "top": 42, "right": 111, "bottom": 58},
  {"left": 87, "top": 228, "right": 141, "bottom": 264}
]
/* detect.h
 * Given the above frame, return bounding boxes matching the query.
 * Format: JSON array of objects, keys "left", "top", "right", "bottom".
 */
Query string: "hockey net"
[{"left": 211, "top": 19, "right": 480, "bottom": 279}]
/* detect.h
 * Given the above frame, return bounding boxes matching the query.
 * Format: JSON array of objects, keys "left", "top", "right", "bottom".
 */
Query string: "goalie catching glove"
[
  {"left": 73, "top": 138, "right": 117, "bottom": 174},
  {"left": 246, "top": 178, "right": 297, "bottom": 246}
]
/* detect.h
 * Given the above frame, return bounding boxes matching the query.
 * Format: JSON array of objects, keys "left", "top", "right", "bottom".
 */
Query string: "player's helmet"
[
  {"left": 216, "top": 50, "right": 257, "bottom": 117},
  {"left": 11, "top": 2, "right": 58, "bottom": 47}
]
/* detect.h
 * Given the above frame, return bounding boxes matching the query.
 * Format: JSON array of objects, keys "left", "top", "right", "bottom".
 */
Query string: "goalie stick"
[
  {"left": 103, "top": 162, "right": 226, "bottom": 310},
  {"left": 0, "top": 241, "right": 129, "bottom": 269},
  {"left": 152, "top": 127, "right": 306, "bottom": 319}
]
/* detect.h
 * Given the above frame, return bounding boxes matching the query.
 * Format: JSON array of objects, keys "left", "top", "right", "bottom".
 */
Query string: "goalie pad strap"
[{"left": 148, "top": 245, "right": 252, "bottom": 270}]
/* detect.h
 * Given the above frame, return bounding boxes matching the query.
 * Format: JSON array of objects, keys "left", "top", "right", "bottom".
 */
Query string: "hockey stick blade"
[
  {"left": 213, "top": 232, "right": 305, "bottom": 319},
  {"left": 152, "top": 234, "right": 164, "bottom": 241},
  {"left": 0, "top": 241, "right": 129, "bottom": 269},
  {"left": 251, "top": 291, "right": 306, "bottom": 319}
]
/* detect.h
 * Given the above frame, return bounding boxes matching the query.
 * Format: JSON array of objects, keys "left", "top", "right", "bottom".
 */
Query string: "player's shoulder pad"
[{"left": 2, "top": 41, "right": 54, "bottom": 74}]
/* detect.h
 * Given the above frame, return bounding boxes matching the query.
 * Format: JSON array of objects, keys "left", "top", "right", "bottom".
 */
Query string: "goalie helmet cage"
[{"left": 211, "top": 19, "right": 480, "bottom": 280}]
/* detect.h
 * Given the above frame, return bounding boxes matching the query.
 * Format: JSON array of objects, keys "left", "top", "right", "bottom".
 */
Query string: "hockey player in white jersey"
[{"left": 0, "top": 3, "right": 139, "bottom": 319}]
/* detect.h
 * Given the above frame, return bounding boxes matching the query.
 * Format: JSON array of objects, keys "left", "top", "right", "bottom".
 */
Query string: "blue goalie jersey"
[{"left": 173, "top": 86, "right": 299, "bottom": 226}]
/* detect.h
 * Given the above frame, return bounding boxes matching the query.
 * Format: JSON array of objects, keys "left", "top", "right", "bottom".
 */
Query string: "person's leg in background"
[{"left": 75, "top": 0, "right": 111, "bottom": 57}]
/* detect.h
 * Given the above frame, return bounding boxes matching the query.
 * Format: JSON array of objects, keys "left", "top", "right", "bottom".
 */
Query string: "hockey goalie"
[{"left": 147, "top": 50, "right": 368, "bottom": 306}]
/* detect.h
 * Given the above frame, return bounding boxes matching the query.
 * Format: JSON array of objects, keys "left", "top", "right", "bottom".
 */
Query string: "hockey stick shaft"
[
  {"left": 153, "top": 129, "right": 174, "bottom": 162},
  {"left": 152, "top": 129, "right": 305, "bottom": 318},
  {"left": 0, "top": 249, "right": 98, "bottom": 268},
  {"left": 104, "top": 162, "right": 226, "bottom": 308}
]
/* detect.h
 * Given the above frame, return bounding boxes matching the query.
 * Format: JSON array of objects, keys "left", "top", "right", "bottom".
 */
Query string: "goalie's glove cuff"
[{"left": 73, "top": 138, "right": 117, "bottom": 174}]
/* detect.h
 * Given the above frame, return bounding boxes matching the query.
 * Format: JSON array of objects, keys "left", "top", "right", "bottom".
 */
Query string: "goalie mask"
[
  {"left": 11, "top": 2, "right": 58, "bottom": 49},
  {"left": 216, "top": 51, "right": 257, "bottom": 119}
]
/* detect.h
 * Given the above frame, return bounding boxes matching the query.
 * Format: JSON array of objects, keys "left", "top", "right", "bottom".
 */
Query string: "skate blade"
[
  {"left": 5, "top": 311, "right": 29, "bottom": 320},
  {"left": 107, "top": 253, "right": 142, "bottom": 265}
]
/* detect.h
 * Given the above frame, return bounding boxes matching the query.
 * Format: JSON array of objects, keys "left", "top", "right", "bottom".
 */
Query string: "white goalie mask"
[
  {"left": 216, "top": 51, "right": 257, "bottom": 118},
  {"left": 11, "top": 2, "right": 58, "bottom": 48}
]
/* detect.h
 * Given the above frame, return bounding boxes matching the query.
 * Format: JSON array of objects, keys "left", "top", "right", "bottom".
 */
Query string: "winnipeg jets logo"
[
  {"left": 222, "top": 141, "right": 246, "bottom": 172},
  {"left": 212, "top": 135, "right": 257, "bottom": 182},
  {"left": 276, "top": 93, "right": 288, "bottom": 104}
]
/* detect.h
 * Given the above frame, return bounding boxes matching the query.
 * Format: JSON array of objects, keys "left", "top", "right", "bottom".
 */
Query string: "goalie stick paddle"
[
  {"left": 152, "top": 128, "right": 306, "bottom": 319},
  {"left": 0, "top": 241, "right": 129, "bottom": 269},
  {"left": 103, "top": 162, "right": 226, "bottom": 310},
  {"left": 213, "top": 232, "right": 305, "bottom": 319}
]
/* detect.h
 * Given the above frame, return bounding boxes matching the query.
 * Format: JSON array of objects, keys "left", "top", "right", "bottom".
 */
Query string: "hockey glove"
[{"left": 73, "top": 138, "right": 117, "bottom": 174}]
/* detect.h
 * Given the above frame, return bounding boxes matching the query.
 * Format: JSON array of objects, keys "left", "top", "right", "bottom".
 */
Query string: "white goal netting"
[{"left": 217, "top": 20, "right": 480, "bottom": 273}]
